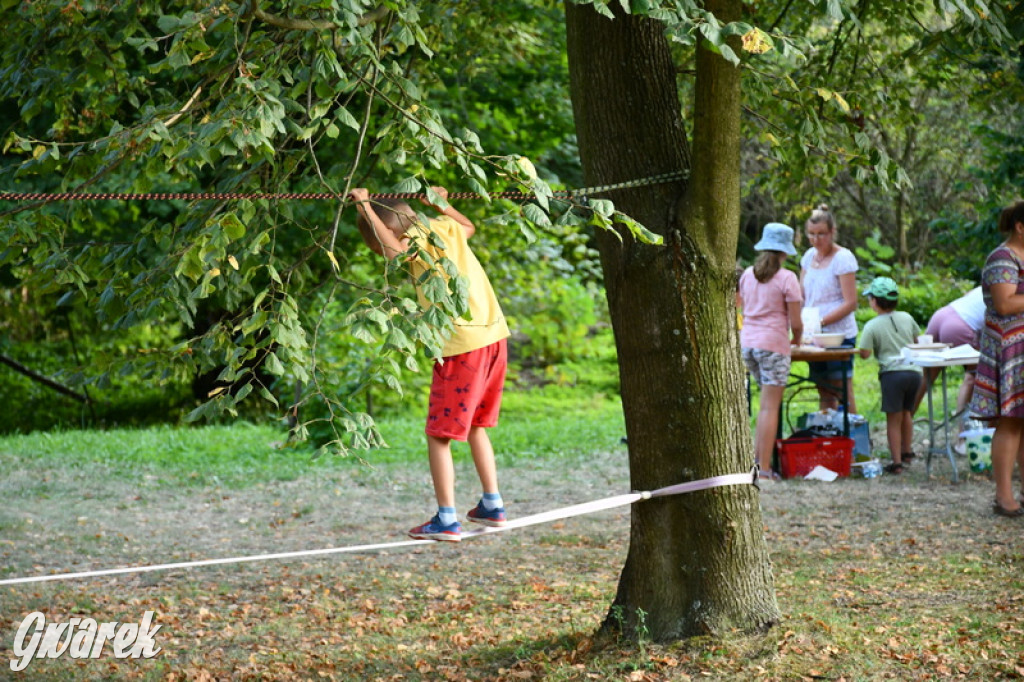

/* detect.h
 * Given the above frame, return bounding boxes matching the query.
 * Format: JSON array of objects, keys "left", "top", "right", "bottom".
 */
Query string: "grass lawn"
[{"left": 0, "top": 389, "right": 626, "bottom": 490}]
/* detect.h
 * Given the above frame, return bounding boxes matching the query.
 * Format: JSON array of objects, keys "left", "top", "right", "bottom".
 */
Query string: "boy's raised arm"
[
  {"left": 350, "top": 188, "right": 409, "bottom": 259},
  {"left": 422, "top": 186, "right": 475, "bottom": 238}
]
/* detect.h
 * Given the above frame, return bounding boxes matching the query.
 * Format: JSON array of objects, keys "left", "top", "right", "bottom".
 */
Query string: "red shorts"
[{"left": 426, "top": 339, "right": 507, "bottom": 441}]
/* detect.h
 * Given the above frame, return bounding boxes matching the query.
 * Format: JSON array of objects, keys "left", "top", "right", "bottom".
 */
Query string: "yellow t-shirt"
[{"left": 408, "top": 216, "right": 510, "bottom": 357}]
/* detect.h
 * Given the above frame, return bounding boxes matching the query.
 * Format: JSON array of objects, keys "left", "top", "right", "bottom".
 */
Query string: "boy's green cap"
[{"left": 863, "top": 276, "right": 899, "bottom": 301}]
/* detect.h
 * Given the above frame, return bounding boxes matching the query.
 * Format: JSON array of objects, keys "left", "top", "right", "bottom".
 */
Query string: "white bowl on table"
[{"left": 812, "top": 332, "right": 845, "bottom": 348}]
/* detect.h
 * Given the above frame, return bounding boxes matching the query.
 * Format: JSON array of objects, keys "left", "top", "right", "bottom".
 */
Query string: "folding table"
[
  {"left": 788, "top": 346, "right": 858, "bottom": 437},
  {"left": 904, "top": 350, "right": 981, "bottom": 483}
]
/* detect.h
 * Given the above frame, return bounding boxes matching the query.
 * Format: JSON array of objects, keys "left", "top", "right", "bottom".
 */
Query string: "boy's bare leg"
[
  {"left": 427, "top": 434, "right": 456, "bottom": 508},
  {"left": 467, "top": 426, "right": 499, "bottom": 493},
  {"left": 886, "top": 412, "right": 903, "bottom": 465},
  {"left": 900, "top": 410, "right": 914, "bottom": 457}
]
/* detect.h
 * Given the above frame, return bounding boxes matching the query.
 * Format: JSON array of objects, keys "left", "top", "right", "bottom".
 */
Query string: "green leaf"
[
  {"left": 258, "top": 386, "right": 279, "bottom": 407},
  {"left": 232, "top": 382, "right": 253, "bottom": 404},
  {"left": 175, "top": 248, "right": 205, "bottom": 282},
  {"left": 589, "top": 199, "right": 614, "bottom": 218},
  {"left": 392, "top": 177, "right": 422, "bottom": 194},
  {"left": 717, "top": 43, "right": 739, "bottom": 66},
  {"left": 264, "top": 352, "right": 285, "bottom": 376},
  {"left": 522, "top": 203, "right": 552, "bottom": 227},
  {"left": 351, "top": 318, "right": 377, "bottom": 344},
  {"left": 221, "top": 214, "right": 245, "bottom": 241},
  {"left": 699, "top": 20, "right": 722, "bottom": 46},
  {"left": 366, "top": 308, "right": 390, "bottom": 333},
  {"left": 336, "top": 106, "right": 360, "bottom": 130}
]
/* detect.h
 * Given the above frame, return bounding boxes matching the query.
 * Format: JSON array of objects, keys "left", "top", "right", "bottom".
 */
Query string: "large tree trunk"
[{"left": 564, "top": 0, "right": 780, "bottom": 640}]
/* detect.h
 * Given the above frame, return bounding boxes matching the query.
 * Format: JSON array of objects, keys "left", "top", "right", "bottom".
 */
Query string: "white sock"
[{"left": 437, "top": 507, "right": 457, "bottom": 526}]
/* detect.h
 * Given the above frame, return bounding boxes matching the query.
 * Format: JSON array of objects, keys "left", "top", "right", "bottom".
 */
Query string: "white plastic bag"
[{"left": 800, "top": 307, "right": 821, "bottom": 343}]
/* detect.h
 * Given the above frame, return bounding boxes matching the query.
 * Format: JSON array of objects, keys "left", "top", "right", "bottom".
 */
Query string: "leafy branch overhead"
[
  {"left": 0, "top": 1, "right": 618, "bottom": 452},
  {"left": 0, "top": 0, "right": 1016, "bottom": 451}
]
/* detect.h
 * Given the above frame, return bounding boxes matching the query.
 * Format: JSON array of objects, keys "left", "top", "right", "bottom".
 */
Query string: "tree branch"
[
  {"left": 252, "top": 3, "right": 387, "bottom": 31},
  {"left": 0, "top": 353, "right": 90, "bottom": 403},
  {"left": 163, "top": 86, "right": 202, "bottom": 128},
  {"left": 768, "top": 0, "right": 797, "bottom": 33}
]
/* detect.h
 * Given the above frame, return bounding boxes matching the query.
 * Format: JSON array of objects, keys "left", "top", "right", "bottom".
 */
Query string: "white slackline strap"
[{"left": 0, "top": 471, "right": 755, "bottom": 587}]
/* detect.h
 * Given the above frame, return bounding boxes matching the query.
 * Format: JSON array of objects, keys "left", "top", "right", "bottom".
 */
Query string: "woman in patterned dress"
[{"left": 970, "top": 200, "right": 1024, "bottom": 517}]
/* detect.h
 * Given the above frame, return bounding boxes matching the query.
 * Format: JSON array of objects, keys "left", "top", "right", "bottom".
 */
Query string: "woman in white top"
[{"left": 800, "top": 204, "right": 860, "bottom": 413}]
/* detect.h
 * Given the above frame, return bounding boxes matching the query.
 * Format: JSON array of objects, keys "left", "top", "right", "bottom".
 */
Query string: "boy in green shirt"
[{"left": 858, "top": 277, "right": 923, "bottom": 474}]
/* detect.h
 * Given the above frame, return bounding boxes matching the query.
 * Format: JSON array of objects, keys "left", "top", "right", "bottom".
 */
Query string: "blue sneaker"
[
  {"left": 408, "top": 516, "right": 462, "bottom": 542},
  {"left": 467, "top": 501, "right": 507, "bottom": 527}
]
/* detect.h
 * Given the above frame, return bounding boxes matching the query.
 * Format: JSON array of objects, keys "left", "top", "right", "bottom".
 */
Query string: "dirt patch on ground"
[
  {"left": 0, "top": 438, "right": 1000, "bottom": 577},
  {"left": 1, "top": 441, "right": 1019, "bottom": 680}
]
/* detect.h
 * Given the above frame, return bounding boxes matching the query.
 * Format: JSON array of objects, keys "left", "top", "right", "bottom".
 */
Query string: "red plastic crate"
[{"left": 776, "top": 436, "right": 854, "bottom": 479}]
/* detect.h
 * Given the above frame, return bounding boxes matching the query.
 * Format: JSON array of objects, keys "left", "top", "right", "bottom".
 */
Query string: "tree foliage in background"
[
  {"left": 0, "top": 0, "right": 611, "bottom": 442},
  {"left": 739, "top": 0, "right": 1021, "bottom": 268}
]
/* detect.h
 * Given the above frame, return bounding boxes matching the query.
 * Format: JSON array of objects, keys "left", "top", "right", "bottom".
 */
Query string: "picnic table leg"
[
  {"left": 841, "top": 370, "right": 850, "bottom": 437},
  {"left": 773, "top": 396, "right": 782, "bottom": 474},
  {"left": 925, "top": 369, "right": 936, "bottom": 477},
  {"left": 939, "top": 368, "right": 959, "bottom": 482}
]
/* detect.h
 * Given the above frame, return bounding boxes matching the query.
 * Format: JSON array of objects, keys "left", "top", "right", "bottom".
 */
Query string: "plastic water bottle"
[{"left": 862, "top": 459, "right": 881, "bottom": 479}]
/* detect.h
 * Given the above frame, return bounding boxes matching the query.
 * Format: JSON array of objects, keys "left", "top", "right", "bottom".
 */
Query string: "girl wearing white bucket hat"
[{"left": 738, "top": 222, "right": 803, "bottom": 480}]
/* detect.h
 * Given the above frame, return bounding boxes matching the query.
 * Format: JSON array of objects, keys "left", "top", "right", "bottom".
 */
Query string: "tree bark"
[{"left": 564, "top": 0, "right": 780, "bottom": 640}]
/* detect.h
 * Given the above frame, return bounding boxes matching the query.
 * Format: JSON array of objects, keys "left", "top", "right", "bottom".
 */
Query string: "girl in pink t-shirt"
[{"left": 738, "top": 223, "right": 804, "bottom": 480}]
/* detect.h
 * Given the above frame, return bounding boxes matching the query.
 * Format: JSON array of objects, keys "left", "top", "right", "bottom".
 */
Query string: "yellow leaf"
[
  {"left": 209, "top": 267, "right": 221, "bottom": 278},
  {"left": 741, "top": 27, "right": 772, "bottom": 55},
  {"left": 516, "top": 155, "right": 538, "bottom": 179},
  {"left": 327, "top": 250, "right": 340, "bottom": 272},
  {"left": 32, "top": 145, "right": 46, "bottom": 160},
  {"left": 833, "top": 92, "right": 851, "bottom": 113},
  {"left": 227, "top": 255, "right": 239, "bottom": 270},
  {"left": 816, "top": 88, "right": 834, "bottom": 102}
]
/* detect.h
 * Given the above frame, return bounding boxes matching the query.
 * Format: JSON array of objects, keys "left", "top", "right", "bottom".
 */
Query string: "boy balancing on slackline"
[{"left": 350, "top": 186, "right": 510, "bottom": 541}]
